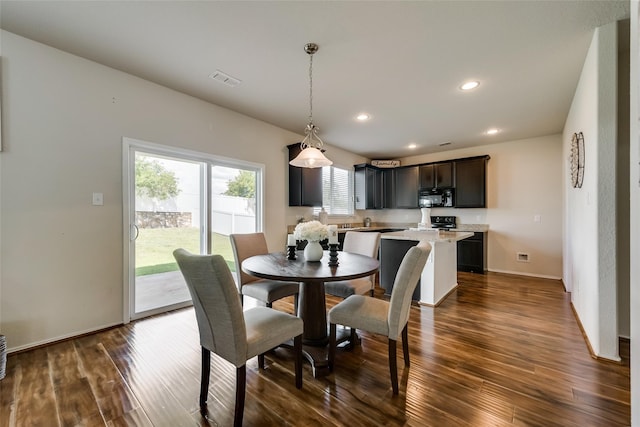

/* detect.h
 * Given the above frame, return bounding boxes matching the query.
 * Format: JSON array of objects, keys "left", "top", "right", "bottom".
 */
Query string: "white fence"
[{"left": 212, "top": 210, "right": 255, "bottom": 235}]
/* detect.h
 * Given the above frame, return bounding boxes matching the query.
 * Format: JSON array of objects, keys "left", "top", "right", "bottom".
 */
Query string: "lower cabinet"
[
  {"left": 456, "top": 232, "right": 487, "bottom": 273},
  {"left": 379, "top": 238, "right": 420, "bottom": 301}
]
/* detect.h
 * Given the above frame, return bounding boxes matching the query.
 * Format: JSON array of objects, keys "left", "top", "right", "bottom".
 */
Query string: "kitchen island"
[{"left": 380, "top": 230, "right": 473, "bottom": 306}]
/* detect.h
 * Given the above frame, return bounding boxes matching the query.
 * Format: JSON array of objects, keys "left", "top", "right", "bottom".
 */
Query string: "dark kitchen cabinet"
[
  {"left": 380, "top": 238, "right": 420, "bottom": 300},
  {"left": 457, "top": 232, "right": 487, "bottom": 273},
  {"left": 419, "top": 162, "right": 453, "bottom": 189},
  {"left": 288, "top": 143, "right": 323, "bottom": 207},
  {"left": 454, "top": 156, "right": 488, "bottom": 208},
  {"left": 394, "top": 166, "right": 419, "bottom": 208},
  {"left": 354, "top": 164, "right": 383, "bottom": 209},
  {"left": 382, "top": 168, "right": 395, "bottom": 208}
]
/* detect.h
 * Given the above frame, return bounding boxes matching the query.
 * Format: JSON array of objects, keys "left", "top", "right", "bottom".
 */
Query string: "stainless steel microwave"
[{"left": 418, "top": 188, "right": 454, "bottom": 208}]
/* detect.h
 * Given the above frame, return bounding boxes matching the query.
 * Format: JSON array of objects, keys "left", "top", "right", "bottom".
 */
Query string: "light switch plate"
[{"left": 92, "top": 192, "right": 104, "bottom": 206}]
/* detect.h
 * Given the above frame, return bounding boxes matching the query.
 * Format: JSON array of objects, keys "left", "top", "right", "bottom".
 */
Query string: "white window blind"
[{"left": 314, "top": 166, "right": 353, "bottom": 216}]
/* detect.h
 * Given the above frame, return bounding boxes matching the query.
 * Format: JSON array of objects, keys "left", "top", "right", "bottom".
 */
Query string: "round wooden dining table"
[{"left": 242, "top": 250, "right": 379, "bottom": 377}]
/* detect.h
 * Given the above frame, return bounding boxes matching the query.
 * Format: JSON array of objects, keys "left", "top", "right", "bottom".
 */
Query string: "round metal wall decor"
[{"left": 569, "top": 132, "right": 584, "bottom": 188}]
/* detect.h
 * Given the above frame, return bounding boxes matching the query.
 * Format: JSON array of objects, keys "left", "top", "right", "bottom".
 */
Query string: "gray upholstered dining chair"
[
  {"left": 324, "top": 231, "right": 381, "bottom": 298},
  {"left": 230, "top": 233, "right": 300, "bottom": 312},
  {"left": 328, "top": 244, "right": 430, "bottom": 394},
  {"left": 173, "top": 249, "right": 304, "bottom": 427}
]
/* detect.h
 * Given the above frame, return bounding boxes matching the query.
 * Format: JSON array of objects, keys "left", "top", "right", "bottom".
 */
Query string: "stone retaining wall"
[{"left": 136, "top": 211, "right": 192, "bottom": 228}]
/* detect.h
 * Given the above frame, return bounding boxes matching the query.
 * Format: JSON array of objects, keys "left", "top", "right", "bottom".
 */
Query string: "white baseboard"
[
  {"left": 6, "top": 321, "right": 123, "bottom": 354},
  {"left": 487, "top": 268, "right": 562, "bottom": 281}
]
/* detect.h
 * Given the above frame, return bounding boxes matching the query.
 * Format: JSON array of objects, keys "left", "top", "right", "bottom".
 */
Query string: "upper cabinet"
[
  {"left": 394, "top": 166, "right": 419, "bottom": 209},
  {"left": 354, "top": 164, "right": 383, "bottom": 210},
  {"left": 354, "top": 164, "right": 395, "bottom": 210},
  {"left": 352, "top": 155, "right": 488, "bottom": 210},
  {"left": 454, "top": 156, "right": 489, "bottom": 208},
  {"left": 382, "top": 168, "right": 395, "bottom": 209},
  {"left": 288, "top": 143, "right": 323, "bottom": 207},
  {"left": 419, "top": 162, "right": 453, "bottom": 189}
]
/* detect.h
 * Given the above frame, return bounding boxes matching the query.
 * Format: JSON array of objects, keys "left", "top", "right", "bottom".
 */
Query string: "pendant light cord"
[{"left": 308, "top": 53, "right": 314, "bottom": 125}]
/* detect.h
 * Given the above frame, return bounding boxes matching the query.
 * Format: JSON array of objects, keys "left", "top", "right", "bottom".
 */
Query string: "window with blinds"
[{"left": 314, "top": 166, "right": 353, "bottom": 216}]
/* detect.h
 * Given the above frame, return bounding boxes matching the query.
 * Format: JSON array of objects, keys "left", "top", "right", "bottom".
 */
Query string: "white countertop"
[{"left": 381, "top": 229, "right": 474, "bottom": 243}]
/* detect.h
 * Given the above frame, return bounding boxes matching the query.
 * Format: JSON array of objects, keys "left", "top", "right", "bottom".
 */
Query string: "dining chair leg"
[
  {"left": 328, "top": 323, "right": 337, "bottom": 372},
  {"left": 234, "top": 365, "right": 246, "bottom": 427},
  {"left": 294, "top": 334, "right": 303, "bottom": 389},
  {"left": 350, "top": 327, "right": 357, "bottom": 348},
  {"left": 294, "top": 293, "right": 299, "bottom": 316},
  {"left": 388, "top": 338, "right": 399, "bottom": 395},
  {"left": 200, "top": 347, "right": 211, "bottom": 410},
  {"left": 402, "top": 324, "right": 410, "bottom": 367},
  {"left": 258, "top": 354, "right": 265, "bottom": 369}
]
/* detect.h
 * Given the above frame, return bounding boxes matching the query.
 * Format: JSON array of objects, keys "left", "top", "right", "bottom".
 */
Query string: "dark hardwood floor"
[{"left": 0, "top": 272, "right": 630, "bottom": 426}]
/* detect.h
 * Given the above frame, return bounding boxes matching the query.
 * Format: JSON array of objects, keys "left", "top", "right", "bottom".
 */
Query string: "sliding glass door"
[
  {"left": 132, "top": 152, "right": 203, "bottom": 314},
  {"left": 210, "top": 166, "right": 260, "bottom": 274},
  {"left": 124, "top": 138, "right": 262, "bottom": 320}
]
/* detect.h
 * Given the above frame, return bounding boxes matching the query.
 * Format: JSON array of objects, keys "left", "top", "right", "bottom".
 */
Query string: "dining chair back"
[
  {"left": 173, "top": 248, "right": 303, "bottom": 427},
  {"left": 328, "top": 243, "right": 430, "bottom": 394},
  {"left": 230, "top": 233, "right": 299, "bottom": 311},
  {"left": 324, "top": 231, "right": 381, "bottom": 298}
]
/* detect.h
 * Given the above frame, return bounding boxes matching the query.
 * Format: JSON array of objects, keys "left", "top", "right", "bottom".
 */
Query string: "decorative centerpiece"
[{"left": 294, "top": 220, "right": 328, "bottom": 262}]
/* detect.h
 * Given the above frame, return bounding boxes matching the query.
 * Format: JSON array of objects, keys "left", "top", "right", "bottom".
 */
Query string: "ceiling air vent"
[{"left": 209, "top": 70, "right": 241, "bottom": 88}]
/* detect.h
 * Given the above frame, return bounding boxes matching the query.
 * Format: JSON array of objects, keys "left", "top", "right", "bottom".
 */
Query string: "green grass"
[{"left": 135, "top": 227, "right": 236, "bottom": 276}]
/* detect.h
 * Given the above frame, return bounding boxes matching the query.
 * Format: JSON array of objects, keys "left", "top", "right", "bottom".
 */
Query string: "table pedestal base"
[
  {"left": 282, "top": 327, "right": 354, "bottom": 378},
  {"left": 297, "top": 279, "right": 357, "bottom": 377},
  {"left": 305, "top": 327, "right": 354, "bottom": 378}
]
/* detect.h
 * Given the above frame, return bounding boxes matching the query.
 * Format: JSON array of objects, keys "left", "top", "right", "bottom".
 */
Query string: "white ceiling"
[{"left": 0, "top": 1, "right": 630, "bottom": 159}]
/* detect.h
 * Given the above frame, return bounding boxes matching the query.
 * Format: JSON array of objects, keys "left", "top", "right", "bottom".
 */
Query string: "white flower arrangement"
[{"left": 293, "top": 220, "right": 328, "bottom": 242}]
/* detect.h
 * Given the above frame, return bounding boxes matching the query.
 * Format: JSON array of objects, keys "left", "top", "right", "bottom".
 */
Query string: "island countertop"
[{"left": 381, "top": 229, "right": 474, "bottom": 243}]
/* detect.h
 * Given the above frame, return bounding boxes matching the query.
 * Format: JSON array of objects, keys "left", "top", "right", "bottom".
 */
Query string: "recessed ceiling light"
[
  {"left": 408, "top": 143, "right": 417, "bottom": 149},
  {"left": 460, "top": 81, "right": 480, "bottom": 91},
  {"left": 356, "top": 113, "right": 370, "bottom": 121},
  {"left": 486, "top": 128, "right": 500, "bottom": 135}
]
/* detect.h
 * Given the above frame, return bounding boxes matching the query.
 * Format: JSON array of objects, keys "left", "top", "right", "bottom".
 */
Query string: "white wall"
[
  {"left": 0, "top": 31, "right": 364, "bottom": 351},
  {"left": 629, "top": 1, "right": 639, "bottom": 424},
  {"left": 367, "top": 134, "right": 563, "bottom": 279},
  {"left": 563, "top": 23, "right": 619, "bottom": 361}
]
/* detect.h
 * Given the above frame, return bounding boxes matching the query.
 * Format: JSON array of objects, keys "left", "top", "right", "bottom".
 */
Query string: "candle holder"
[
  {"left": 328, "top": 244, "right": 339, "bottom": 267},
  {"left": 287, "top": 245, "right": 297, "bottom": 260}
]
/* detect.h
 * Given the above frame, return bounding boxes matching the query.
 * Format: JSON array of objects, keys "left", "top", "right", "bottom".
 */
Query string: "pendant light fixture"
[{"left": 289, "top": 43, "right": 333, "bottom": 168}]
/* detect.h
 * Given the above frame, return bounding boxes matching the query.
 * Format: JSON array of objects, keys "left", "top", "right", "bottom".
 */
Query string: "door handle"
[{"left": 131, "top": 224, "right": 139, "bottom": 241}]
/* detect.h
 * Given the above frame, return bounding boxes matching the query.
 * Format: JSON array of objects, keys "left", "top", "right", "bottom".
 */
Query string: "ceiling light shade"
[
  {"left": 290, "top": 43, "right": 333, "bottom": 169},
  {"left": 289, "top": 144, "right": 332, "bottom": 168}
]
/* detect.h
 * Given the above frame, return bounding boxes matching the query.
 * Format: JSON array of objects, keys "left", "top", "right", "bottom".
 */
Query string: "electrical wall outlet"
[{"left": 516, "top": 252, "right": 530, "bottom": 262}]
